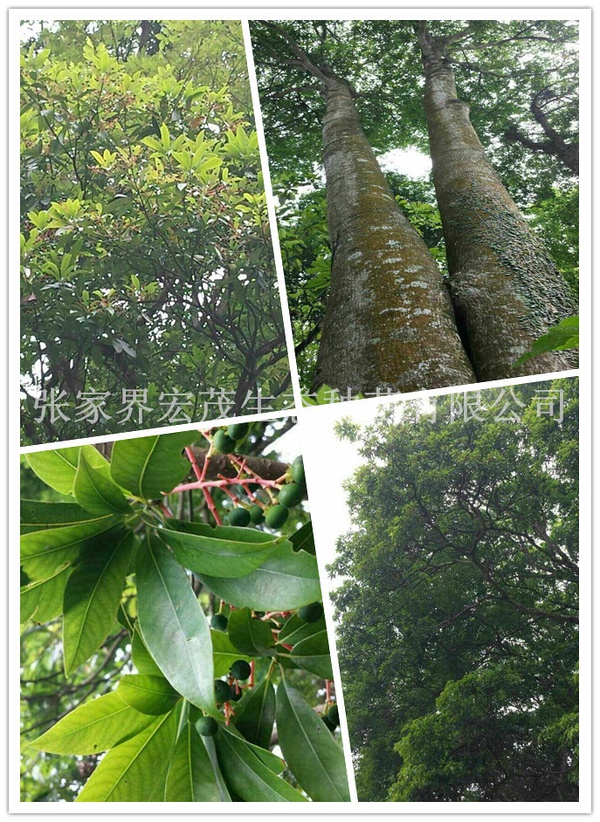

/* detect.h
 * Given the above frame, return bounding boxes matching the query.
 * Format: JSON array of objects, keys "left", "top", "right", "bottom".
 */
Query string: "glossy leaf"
[
  {"left": 131, "top": 626, "right": 163, "bottom": 677},
  {"left": 202, "top": 735, "right": 232, "bottom": 801},
  {"left": 278, "top": 613, "right": 327, "bottom": 646},
  {"left": 117, "top": 675, "right": 180, "bottom": 716},
  {"left": 74, "top": 449, "right": 131, "bottom": 514},
  {"left": 233, "top": 676, "right": 276, "bottom": 749},
  {"left": 63, "top": 531, "right": 134, "bottom": 676},
  {"left": 20, "top": 562, "right": 72, "bottom": 624},
  {"left": 26, "top": 446, "right": 109, "bottom": 496},
  {"left": 199, "top": 545, "right": 321, "bottom": 611},
  {"left": 211, "top": 629, "right": 252, "bottom": 678},
  {"left": 215, "top": 726, "right": 307, "bottom": 802},
  {"left": 110, "top": 432, "right": 198, "bottom": 499},
  {"left": 136, "top": 534, "right": 215, "bottom": 714},
  {"left": 29, "top": 691, "right": 155, "bottom": 755},
  {"left": 227, "top": 608, "right": 276, "bottom": 656},
  {"left": 289, "top": 630, "right": 333, "bottom": 680},
  {"left": 20, "top": 499, "right": 98, "bottom": 534},
  {"left": 276, "top": 679, "right": 350, "bottom": 802},
  {"left": 76, "top": 705, "right": 181, "bottom": 801},
  {"left": 164, "top": 721, "right": 222, "bottom": 801},
  {"left": 290, "top": 520, "right": 316, "bottom": 555}
]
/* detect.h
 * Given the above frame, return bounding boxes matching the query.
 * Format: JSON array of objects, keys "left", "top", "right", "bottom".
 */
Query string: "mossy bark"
[
  {"left": 418, "top": 25, "right": 577, "bottom": 381},
  {"left": 313, "top": 78, "right": 475, "bottom": 393}
]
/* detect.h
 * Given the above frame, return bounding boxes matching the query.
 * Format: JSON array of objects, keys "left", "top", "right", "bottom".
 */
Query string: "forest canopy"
[
  {"left": 20, "top": 20, "right": 290, "bottom": 445},
  {"left": 331, "top": 378, "right": 578, "bottom": 802}
]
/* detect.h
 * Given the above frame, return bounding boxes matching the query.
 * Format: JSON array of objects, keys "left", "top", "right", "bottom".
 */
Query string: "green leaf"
[
  {"left": 20, "top": 516, "right": 123, "bottom": 580},
  {"left": 117, "top": 675, "right": 179, "bottom": 716},
  {"left": 201, "top": 735, "right": 232, "bottom": 801},
  {"left": 26, "top": 446, "right": 109, "bottom": 496},
  {"left": 215, "top": 726, "right": 307, "bottom": 802},
  {"left": 289, "top": 630, "right": 333, "bottom": 680},
  {"left": 159, "top": 521, "right": 279, "bottom": 578},
  {"left": 227, "top": 607, "right": 276, "bottom": 656},
  {"left": 290, "top": 520, "right": 316, "bottom": 555},
  {"left": 276, "top": 679, "right": 350, "bottom": 802},
  {"left": 199, "top": 545, "right": 321, "bottom": 611},
  {"left": 517, "top": 316, "right": 579, "bottom": 364},
  {"left": 20, "top": 562, "right": 72, "bottom": 623},
  {"left": 20, "top": 499, "right": 98, "bottom": 534},
  {"left": 63, "top": 531, "right": 134, "bottom": 676},
  {"left": 211, "top": 629, "right": 252, "bottom": 678},
  {"left": 74, "top": 449, "right": 131, "bottom": 514},
  {"left": 136, "top": 534, "right": 215, "bottom": 713},
  {"left": 278, "top": 613, "right": 327, "bottom": 646},
  {"left": 76, "top": 705, "right": 181, "bottom": 801},
  {"left": 29, "top": 691, "right": 155, "bottom": 755},
  {"left": 110, "top": 432, "right": 198, "bottom": 499},
  {"left": 164, "top": 722, "right": 223, "bottom": 801},
  {"left": 131, "top": 626, "right": 163, "bottom": 677},
  {"left": 232, "top": 676, "right": 276, "bottom": 749}
]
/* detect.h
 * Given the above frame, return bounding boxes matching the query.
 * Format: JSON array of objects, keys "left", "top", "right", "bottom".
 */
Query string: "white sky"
[{"left": 379, "top": 147, "right": 432, "bottom": 178}]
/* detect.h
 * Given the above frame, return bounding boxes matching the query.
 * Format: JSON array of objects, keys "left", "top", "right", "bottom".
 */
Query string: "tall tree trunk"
[
  {"left": 417, "top": 22, "right": 577, "bottom": 381},
  {"left": 312, "top": 74, "right": 475, "bottom": 393}
]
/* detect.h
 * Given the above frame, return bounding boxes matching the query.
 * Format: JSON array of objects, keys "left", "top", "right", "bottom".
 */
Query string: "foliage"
[
  {"left": 20, "top": 20, "right": 289, "bottom": 445},
  {"left": 330, "top": 379, "right": 578, "bottom": 801},
  {"left": 517, "top": 316, "right": 579, "bottom": 364},
  {"left": 20, "top": 423, "right": 349, "bottom": 802},
  {"left": 251, "top": 20, "right": 579, "bottom": 391}
]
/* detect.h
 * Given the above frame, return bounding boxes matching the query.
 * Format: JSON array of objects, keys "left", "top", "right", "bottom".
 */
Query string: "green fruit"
[
  {"left": 196, "top": 716, "right": 219, "bottom": 736},
  {"left": 265, "top": 504, "right": 289, "bottom": 529},
  {"left": 290, "top": 456, "right": 306, "bottom": 486},
  {"left": 229, "top": 507, "right": 251, "bottom": 527},
  {"left": 249, "top": 504, "right": 264, "bottom": 524},
  {"left": 230, "top": 659, "right": 251, "bottom": 681},
  {"left": 214, "top": 679, "right": 232, "bottom": 703},
  {"left": 213, "top": 429, "right": 237, "bottom": 454},
  {"left": 210, "top": 614, "right": 228, "bottom": 631},
  {"left": 278, "top": 482, "right": 304, "bottom": 508},
  {"left": 298, "top": 601, "right": 324, "bottom": 623},
  {"left": 227, "top": 422, "right": 249, "bottom": 441},
  {"left": 322, "top": 712, "right": 336, "bottom": 732},
  {"left": 326, "top": 704, "right": 340, "bottom": 727},
  {"left": 229, "top": 685, "right": 243, "bottom": 702}
]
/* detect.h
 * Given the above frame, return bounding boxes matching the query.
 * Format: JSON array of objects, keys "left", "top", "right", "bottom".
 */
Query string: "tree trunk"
[
  {"left": 313, "top": 76, "right": 475, "bottom": 393},
  {"left": 418, "top": 23, "right": 577, "bottom": 381}
]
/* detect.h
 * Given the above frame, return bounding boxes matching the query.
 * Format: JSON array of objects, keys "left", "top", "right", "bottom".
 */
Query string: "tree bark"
[
  {"left": 418, "top": 22, "right": 577, "bottom": 381},
  {"left": 313, "top": 75, "right": 475, "bottom": 393}
]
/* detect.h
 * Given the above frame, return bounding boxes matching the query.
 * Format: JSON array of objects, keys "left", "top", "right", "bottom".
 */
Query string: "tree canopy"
[
  {"left": 331, "top": 378, "right": 578, "bottom": 801},
  {"left": 252, "top": 19, "right": 579, "bottom": 392},
  {"left": 20, "top": 20, "right": 290, "bottom": 445}
]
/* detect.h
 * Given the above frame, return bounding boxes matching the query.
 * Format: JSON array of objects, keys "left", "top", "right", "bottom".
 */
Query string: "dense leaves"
[
  {"left": 20, "top": 20, "right": 290, "bottom": 444},
  {"left": 20, "top": 422, "right": 347, "bottom": 802},
  {"left": 331, "top": 378, "right": 578, "bottom": 801}
]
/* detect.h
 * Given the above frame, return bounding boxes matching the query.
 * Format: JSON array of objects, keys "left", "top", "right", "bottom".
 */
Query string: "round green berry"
[
  {"left": 326, "top": 704, "right": 340, "bottom": 727},
  {"left": 196, "top": 716, "right": 219, "bottom": 736},
  {"left": 213, "top": 429, "right": 237, "bottom": 454},
  {"left": 210, "top": 614, "right": 228, "bottom": 632},
  {"left": 290, "top": 456, "right": 306, "bottom": 486},
  {"left": 298, "top": 601, "right": 324, "bottom": 623},
  {"left": 229, "top": 684, "right": 243, "bottom": 702},
  {"left": 230, "top": 659, "right": 251, "bottom": 681},
  {"left": 265, "top": 504, "right": 289, "bottom": 529},
  {"left": 322, "top": 712, "right": 336, "bottom": 732},
  {"left": 229, "top": 507, "right": 251, "bottom": 527},
  {"left": 214, "top": 679, "right": 232, "bottom": 703},
  {"left": 278, "top": 482, "right": 304, "bottom": 508},
  {"left": 249, "top": 504, "right": 264, "bottom": 524},
  {"left": 227, "top": 422, "right": 249, "bottom": 441}
]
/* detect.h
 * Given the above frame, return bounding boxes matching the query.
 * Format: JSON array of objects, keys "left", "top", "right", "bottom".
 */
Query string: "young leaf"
[
  {"left": 160, "top": 520, "right": 278, "bottom": 578},
  {"left": 63, "top": 531, "right": 134, "bottom": 676},
  {"left": 215, "top": 726, "right": 307, "bottom": 802},
  {"left": 136, "top": 534, "right": 215, "bottom": 714},
  {"left": 29, "top": 691, "right": 155, "bottom": 755},
  {"left": 117, "top": 675, "right": 179, "bottom": 716},
  {"left": 227, "top": 608, "right": 276, "bottom": 656},
  {"left": 199, "top": 545, "right": 321, "bottom": 611},
  {"left": 20, "top": 562, "right": 72, "bottom": 624},
  {"left": 20, "top": 516, "right": 123, "bottom": 580},
  {"left": 20, "top": 500, "right": 98, "bottom": 534},
  {"left": 289, "top": 630, "right": 333, "bottom": 680},
  {"left": 276, "top": 679, "right": 350, "bottom": 802},
  {"left": 26, "top": 446, "right": 109, "bottom": 496},
  {"left": 74, "top": 449, "right": 131, "bottom": 515},
  {"left": 232, "top": 676, "right": 276, "bottom": 749},
  {"left": 164, "top": 721, "right": 223, "bottom": 801},
  {"left": 517, "top": 316, "right": 579, "bottom": 364},
  {"left": 110, "top": 431, "right": 198, "bottom": 500},
  {"left": 76, "top": 704, "right": 181, "bottom": 801},
  {"left": 211, "top": 630, "right": 252, "bottom": 678}
]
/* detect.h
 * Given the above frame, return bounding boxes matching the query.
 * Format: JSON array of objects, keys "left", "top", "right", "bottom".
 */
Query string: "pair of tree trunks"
[{"left": 292, "top": 23, "right": 577, "bottom": 392}]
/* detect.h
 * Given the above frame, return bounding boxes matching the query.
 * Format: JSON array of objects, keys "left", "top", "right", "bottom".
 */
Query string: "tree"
[
  {"left": 252, "top": 20, "right": 579, "bottom": 394},
  {"left": 20, "top": 20, "right": 289, "bottom": 445},
  {"left": 20, "top": 423, "right": 349, "bottom": 802},
  {"left": 331, "top": 378, "right": 578, "bottom": 801}
]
